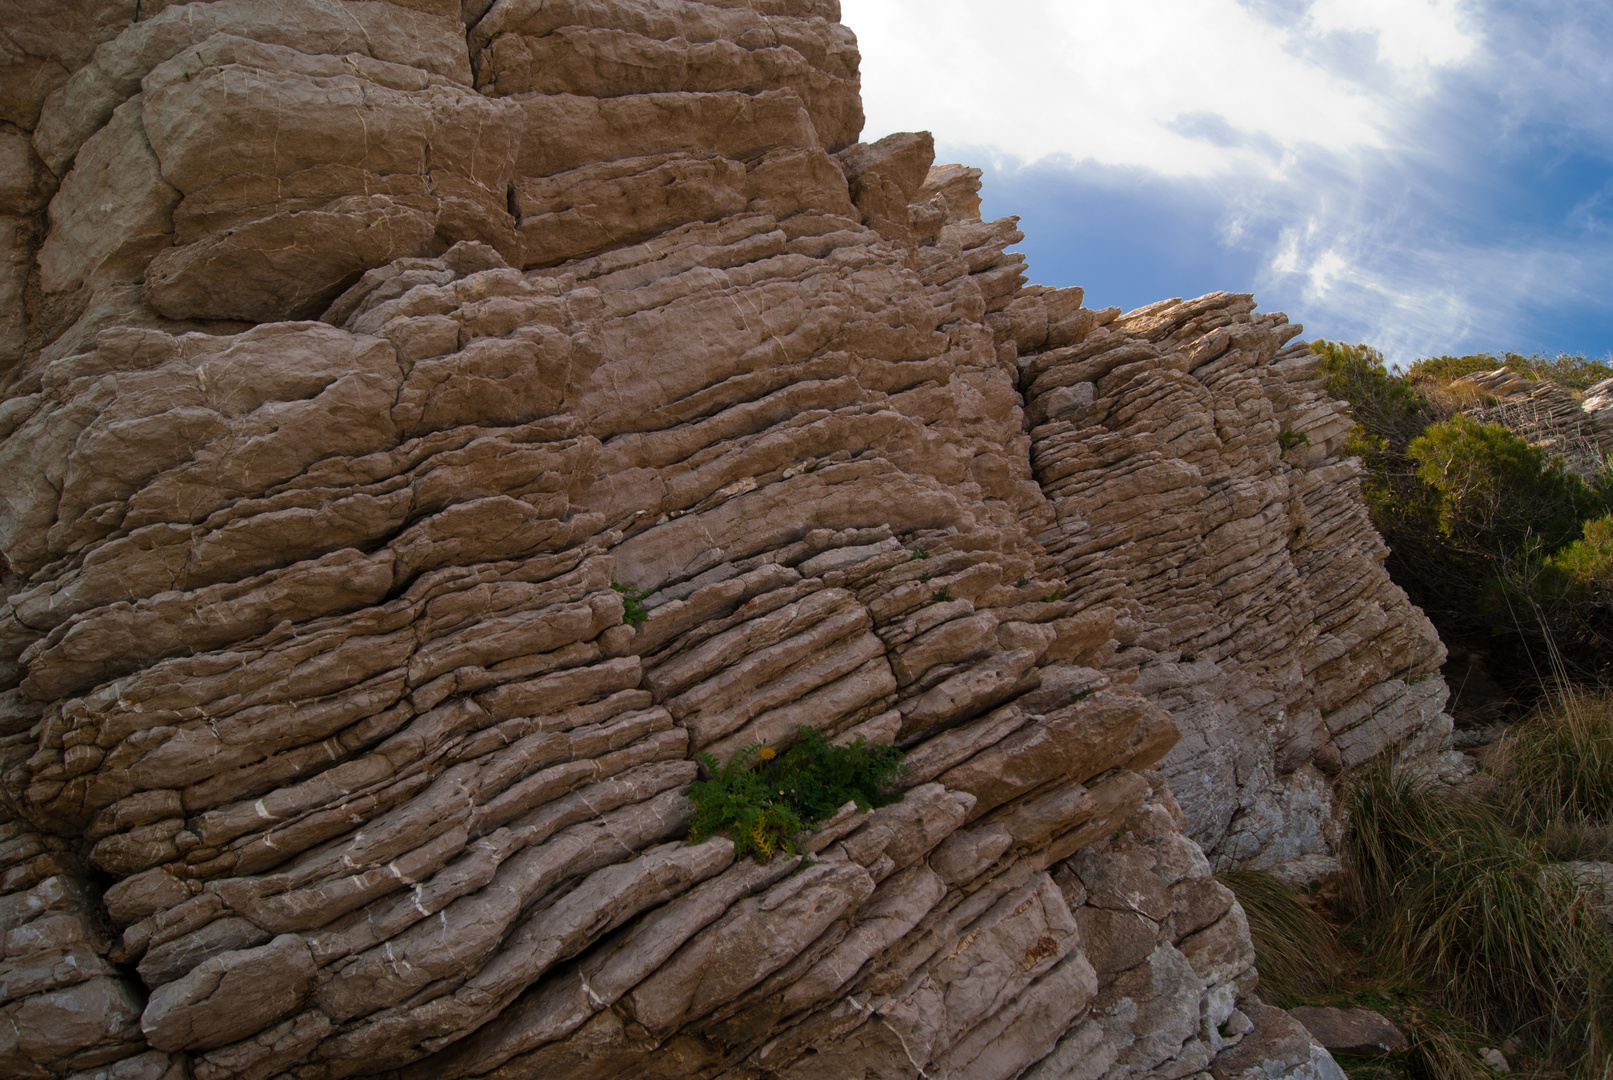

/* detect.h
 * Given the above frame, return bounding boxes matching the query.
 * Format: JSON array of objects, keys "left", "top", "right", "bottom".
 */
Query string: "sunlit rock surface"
[{"left": 0, "top": 2, "right": 1432, "bottom": 1077}]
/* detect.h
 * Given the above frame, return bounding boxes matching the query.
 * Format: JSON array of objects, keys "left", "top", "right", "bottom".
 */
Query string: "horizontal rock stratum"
[{"left": 0, "top": 2, "right": 1447, "bottom": 1078}]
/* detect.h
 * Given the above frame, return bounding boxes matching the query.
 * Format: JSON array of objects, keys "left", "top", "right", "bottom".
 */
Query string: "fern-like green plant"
[
  {"left": 611, "top": 579, "right": 652, "bottom": 626},
  {"left": 689, "top": 726, "right": 906, "bottom": 860}
]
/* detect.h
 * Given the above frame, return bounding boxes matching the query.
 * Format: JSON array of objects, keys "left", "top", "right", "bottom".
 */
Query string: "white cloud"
[
  {"left": 1305, "top": 249, "right": 1348, "bottom": 296},
  {"left": 843, "top": 0, "right": 1388, "bottom": 176},
  {"left": 1251, "top": 206, "right": 1613, "bottom": 364},
  {"left": 844, "top": 1, "right": 1613, "bottom": 364},
  {"left": 1271, "top": 229, "right": 1302, "bottom": 275},
  {"left": 1308, "top": 0, "right": 1478, "bottom": 73},
  {"left": 841, "top": 0, "right": 1483, "bottom": 177}
]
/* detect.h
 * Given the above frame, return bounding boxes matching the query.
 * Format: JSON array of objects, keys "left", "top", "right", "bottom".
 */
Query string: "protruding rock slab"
[
  {"left": 1290, "top": 1006, "right": 1409, "bottom": 1057},
  {"left": 1214, "top": 1002, "right": 1350, "bottom": 1080}
]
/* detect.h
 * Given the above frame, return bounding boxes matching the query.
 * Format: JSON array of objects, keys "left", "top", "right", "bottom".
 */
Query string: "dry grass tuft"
[
  {"left": 1491, "top": 686, "right": 1613, "bottom": 859},
  {"left": 1398, "top": 1011, "right": 1496, "bottom": 1080},
  {"left": 1343, "top": 761, "right": 1613, "bottom": 1075},
  {"left": 1218, "top": 869, "right": 1345, "bottom": 1006}
]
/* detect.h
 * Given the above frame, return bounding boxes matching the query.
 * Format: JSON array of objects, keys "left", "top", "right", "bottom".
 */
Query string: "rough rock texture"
[
  {"left": 1457, "top": 370, "right": 1613, "bottom": 482},
  {"left": 1288, "top": 1007, "right": 1407, "bottom": 1058},
  {"left": 1211, "top": 1003, "right": 1347, "bottom": 1080},
  {"left": 1016, "top": 295, "right": 1448, "bottom": 879},
  {"left": 0, "top": 2, "right": 1450, "bottom": 1077}
]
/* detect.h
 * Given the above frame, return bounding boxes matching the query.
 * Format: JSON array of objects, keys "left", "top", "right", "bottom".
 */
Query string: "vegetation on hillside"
[
  {"left": 1224, "top": 690, "right": 1613, "bottom": 1079},
  {"left": 1310, "top": 342, "right": 1613, "bottom": 690},
  {"left": 1216, "top": 345, "right": 1613, "bottom": 1078},
  {"left": 1407, "top": 351, "right": 1613, "bottom": 392}
]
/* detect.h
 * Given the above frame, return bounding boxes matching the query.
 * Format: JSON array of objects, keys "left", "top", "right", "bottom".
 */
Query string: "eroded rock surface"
[
  {"left": 1459, "top": 370, "right": 1613, "bottom": 481},
  {"left": 1016, "top": 294, "right": 1449, "bottom": 879},
  {"left": 0, "top": 1, "right": 1447, "bottom": 1077},
  {"left": 1288, "top": 1006, "right": 1408, "bottom": 1058}
]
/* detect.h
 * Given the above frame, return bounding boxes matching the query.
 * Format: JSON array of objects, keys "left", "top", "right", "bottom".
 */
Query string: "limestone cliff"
[{"left": 0, "top": 2, "right": 1443, "bottom": 1078}]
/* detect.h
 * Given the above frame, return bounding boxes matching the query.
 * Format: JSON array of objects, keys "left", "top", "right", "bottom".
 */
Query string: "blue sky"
[{"left": 840, "top": 0, "right": 1613, "bottom": 367}]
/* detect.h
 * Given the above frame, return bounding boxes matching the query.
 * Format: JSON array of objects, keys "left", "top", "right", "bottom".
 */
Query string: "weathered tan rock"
[
  {"left": 0, "top": 3, "right": 1450, "bottom": 1079},
  {"left": 1017, "top": 290, "right": 1451, "bottom": 877},
  {"left": 1, "top": 1, "right": 139, "bottom": 132},
  {"left": 0, "top": 826, "right": 147, "bottom": 1078},
  {"left": 1467, "top": 376, "right": 1613, "bottom": 481},
  {"left": 1289, "top": 1005, "right": 1408, "bottom": 1057},
  {"left": 142, "top": 934, "right": 316, "bottom": 1051},
  {"left": 1453, "top": 365, "right": 1534, "bottom": 399},
  {"left": 1213, "top": 1002, "right": 1349, "bottom": 1080}
]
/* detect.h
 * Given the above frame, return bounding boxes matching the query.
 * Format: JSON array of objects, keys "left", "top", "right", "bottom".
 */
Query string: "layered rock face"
[
  {"left": 1016, "top": 298, "right": 1449, "bottom": 877},
  {"left": 0, "top": 2, "right": 1444, "bottom": 1078},
  {"left": 1457, "top": 369, "right": 1613, "bottom": 482}
]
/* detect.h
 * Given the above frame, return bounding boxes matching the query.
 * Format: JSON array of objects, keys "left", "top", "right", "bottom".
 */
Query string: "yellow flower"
[{"left": 758, "top": 747, "right": 776, "bottom": 760}]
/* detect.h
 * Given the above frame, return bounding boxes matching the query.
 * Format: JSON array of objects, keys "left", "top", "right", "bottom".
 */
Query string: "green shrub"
[
  {"left": 1407, "top": 351, "right": 1613, "bottom": 393},
  {"left": 611, "top": 579, "right": 651, "bottom": 626},
  {"left": 1344, "top": 412, "right": 1612, "bottom": 677},
  {"left": 1511, "top": 352, "right": 1613, "bottom": 392},
  {"left": 1407, "top": 414, "right": 1598, "bottom": 560},
  {"left": 1386, "top": 414, "right": 1613, "bottom": 685},
  {"left": 1312, "top": 340, "right": 1434, "bottom": 453},
  {"left": 1405, "top": 352, "right": 1507, "bottom": 386},
  {"left": 688, "top": 726, "right": 906, "bottom": 860},
  {"left": 1543, "top": 516, "right": 1613, "bottom": 591}
]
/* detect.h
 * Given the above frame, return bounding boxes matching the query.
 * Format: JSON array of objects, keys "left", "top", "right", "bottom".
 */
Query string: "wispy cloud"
[
  {"left": 1307, "top": 0, "right": 1478, "bottom": 74},
  {"left": 842, "top": 0, "right": 1613, "bottom": 363}
]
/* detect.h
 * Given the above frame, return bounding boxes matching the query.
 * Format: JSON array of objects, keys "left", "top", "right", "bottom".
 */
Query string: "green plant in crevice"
[
  {"left": 1278, "top": 429, "right": 1311, "bottom": 452},
  {"left": 688, "top": 726, "right": 907, "bottom": 861},
  {"left": 611, "top": 579, "right": 651, "bottom": 626},
  {"left": 931, "top": 588, "right": 955, "bottom": 604},
  {"left": 909, "top": 547, "right": 930, "bottom": 561}
]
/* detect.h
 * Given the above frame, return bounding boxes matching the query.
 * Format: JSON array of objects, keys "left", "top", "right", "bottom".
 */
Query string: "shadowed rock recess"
[{"left": 0, "top": 2, "right": 1445, "bottom": 1078}]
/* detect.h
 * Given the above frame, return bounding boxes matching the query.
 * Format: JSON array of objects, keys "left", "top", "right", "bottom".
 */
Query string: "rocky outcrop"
[
  {"left": 1, "top": 2, "right": 1433, "bottom": 1077},
  {"left": 1456, "top": 369, "right": 1613, "bottom": 481},
  {"left": 1016, "top": 296, "right": 1449, "bottom": 879}
]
